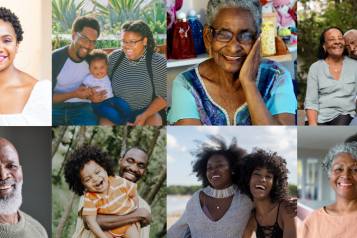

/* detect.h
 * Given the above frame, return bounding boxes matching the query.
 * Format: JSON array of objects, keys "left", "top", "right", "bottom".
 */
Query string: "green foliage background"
[
  {"left": 52, "top": 126, "right": 167, "bottom": 238},
  {"left": 297, "top": 0, "right": 357, "bottom": 108}
]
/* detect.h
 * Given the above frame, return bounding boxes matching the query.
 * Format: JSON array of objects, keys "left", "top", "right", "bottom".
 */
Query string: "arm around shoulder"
[{"left": 281, "top": 203, "right": 297, "bottom": 238}]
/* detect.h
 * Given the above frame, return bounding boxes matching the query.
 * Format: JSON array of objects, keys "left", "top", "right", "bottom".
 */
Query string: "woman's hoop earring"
[{"left": 14, "top": 51, "right": 31, "bottom": 69}]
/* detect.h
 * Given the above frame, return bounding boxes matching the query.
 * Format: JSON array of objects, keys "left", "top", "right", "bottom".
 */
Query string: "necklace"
[
  {"left": 127, "top": 55, "right": 144, "bottom": 66},
  {"left": 212, "top": 196, "right": 230, "bottom": 209},
  {"left": 202, "top": 184, "right": 238, "bottom": 198}
]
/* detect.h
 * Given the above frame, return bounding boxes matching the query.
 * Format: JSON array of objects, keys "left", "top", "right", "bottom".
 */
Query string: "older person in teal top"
[
  {"left": 305, "top": 27, "right": 357, "bottom": 125},
  {"left": 167, "top": 0, "right": 296, "bottom": 126}
]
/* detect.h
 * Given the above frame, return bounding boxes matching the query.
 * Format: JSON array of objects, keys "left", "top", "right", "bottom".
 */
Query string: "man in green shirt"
[{"left": 0, "top": 138, "right": 47, "bottom": 238}]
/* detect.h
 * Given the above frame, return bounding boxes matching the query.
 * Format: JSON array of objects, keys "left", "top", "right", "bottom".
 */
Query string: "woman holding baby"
[{"left": 96, "top": 20, "right": 167, "bottom": 126}]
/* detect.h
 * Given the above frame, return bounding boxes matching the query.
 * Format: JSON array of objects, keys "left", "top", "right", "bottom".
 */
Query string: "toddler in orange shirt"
[{"left": 64, "top": 145, "right": 140, "bottom": 238}]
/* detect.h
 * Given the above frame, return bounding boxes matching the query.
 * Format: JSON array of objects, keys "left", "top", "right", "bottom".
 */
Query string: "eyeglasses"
[
  {"left": 76, "top": 32, "right": 98, "bottom": 46},
  {"left": 209, "top": 26, "right": 257, "bottom": 44},
  {"left": 120, "top": 38, "right": 144, "bottom": 47}
]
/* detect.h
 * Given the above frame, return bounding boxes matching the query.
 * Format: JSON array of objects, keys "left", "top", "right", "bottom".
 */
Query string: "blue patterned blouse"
[{"left": 167, "top": 59, "right": 297, "bottom": 125}]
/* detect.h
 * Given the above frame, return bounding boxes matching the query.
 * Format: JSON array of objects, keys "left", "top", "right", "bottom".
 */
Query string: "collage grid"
[{"left": 0, "top": 0, "right": 356, "bottom": 238}]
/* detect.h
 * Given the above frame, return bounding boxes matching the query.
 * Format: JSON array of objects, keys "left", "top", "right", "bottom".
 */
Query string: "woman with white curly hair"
[
  {"left": 167, "top": 0, "right": 296, "bottom": 125},
  {"left": 298, "top": 142, "right": 357, "bottom": 238}
]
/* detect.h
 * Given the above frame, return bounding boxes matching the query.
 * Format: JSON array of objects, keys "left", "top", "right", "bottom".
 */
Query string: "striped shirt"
[
  {"left": 83, "top": 176, "right": 137, "bottom": 216},
  {"left": 298, "top": 207, "right": 357, "bottom": 238},
  {"left": 108, "top": 49, "right": 167, "bottom": 111}
]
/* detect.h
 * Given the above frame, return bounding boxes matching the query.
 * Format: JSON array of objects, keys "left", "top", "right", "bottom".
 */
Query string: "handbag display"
[{"left": 171, "top": 17, "right": 197, "bottom": 59}]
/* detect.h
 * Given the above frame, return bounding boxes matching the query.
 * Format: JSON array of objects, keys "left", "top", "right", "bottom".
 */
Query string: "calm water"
[{"left": 167, "top": 196, "right": 190, "bottom": 215}]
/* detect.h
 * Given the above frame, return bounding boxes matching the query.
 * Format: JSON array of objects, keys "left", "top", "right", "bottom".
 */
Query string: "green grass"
[{"left": 52, "top": 185, "right": 80, "bottom": 238}]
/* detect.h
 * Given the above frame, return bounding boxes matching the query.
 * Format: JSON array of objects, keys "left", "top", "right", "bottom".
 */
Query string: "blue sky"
[{"left": 167, "top": 126, "right": 297, "bottom": 186}]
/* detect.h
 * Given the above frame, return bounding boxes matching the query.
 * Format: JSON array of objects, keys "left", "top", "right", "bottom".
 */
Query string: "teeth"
[
  {"left": 0, "top": 185, "right": 12, "bottom": 189},
  {"left": 255, "top": 185, "right": 266, "bottom": 190},
  {"left": 224, "top": 55, "right": 241, "bottom": 60},
  {"left": 339, "top": 183, "right": 353, "bottom": 186},
  {"left": 212, "top": 175, "right": 220, "bottom": 179},
  {"left": 125, "top": 173, "right": 136, "bottom": 179},
  {"left": 96, "top": 181, "right": 102, "bottom": 186}
]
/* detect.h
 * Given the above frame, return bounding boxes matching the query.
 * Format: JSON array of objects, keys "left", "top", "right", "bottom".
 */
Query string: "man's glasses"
[
  {"left": 210, "top": 26, "right": 257, "bottom": 44},
  {"left": 120, "top": 38, "right": 144, "bottom": 47},
  {"left": 76, "top": 32, "right": 98, "bottom": 46}
]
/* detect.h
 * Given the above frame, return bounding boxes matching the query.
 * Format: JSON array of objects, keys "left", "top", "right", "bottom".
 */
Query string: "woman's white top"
[
  {"left": 167, "top": 189, "right": 254, "bottom": 238},
  {"left": 0, "top": 80, "right": 51, "bottom": 126}
]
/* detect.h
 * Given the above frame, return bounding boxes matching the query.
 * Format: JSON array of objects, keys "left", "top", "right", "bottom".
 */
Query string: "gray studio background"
[{"left": 0, "top": 127, "right": 51, "bottom": 237}]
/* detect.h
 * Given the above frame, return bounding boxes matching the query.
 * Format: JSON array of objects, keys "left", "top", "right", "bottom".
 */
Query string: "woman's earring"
[
  {"left": 232, "top": 172, "right": 234, "bottom": 174},
  {"left": 14, "top": 51, "right": 31, "bottom": 69}
]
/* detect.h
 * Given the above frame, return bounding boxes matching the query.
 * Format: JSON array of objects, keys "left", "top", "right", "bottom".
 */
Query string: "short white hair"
[
  {"left": 206, "top": 0, "right": 262, "bottom": 33},
  {"left": 322, "top": 142, "right": 357, "bottom": 178}
]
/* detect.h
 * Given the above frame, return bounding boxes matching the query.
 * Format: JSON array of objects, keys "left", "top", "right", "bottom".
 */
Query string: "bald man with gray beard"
[{"left": 0, "top": 138, "right": 47, "bottom": 238}]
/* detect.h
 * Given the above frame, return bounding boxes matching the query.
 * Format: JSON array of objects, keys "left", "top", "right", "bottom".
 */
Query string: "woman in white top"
[{"left": 0, "top": 7, "right": 51, "bottom": 126}]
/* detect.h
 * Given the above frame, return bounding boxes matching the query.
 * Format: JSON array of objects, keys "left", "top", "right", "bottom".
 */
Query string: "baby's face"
[
  {"left": 89, "top": 59, "right": 108, "bottom": 79},
  {"left": 79, "top": 160, "right": 109, "bottom": 194}
]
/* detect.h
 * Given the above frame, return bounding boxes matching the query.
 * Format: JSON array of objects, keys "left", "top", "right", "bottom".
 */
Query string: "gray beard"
[{"left": 0, "top": 180, "right": 23, "bottom": 216}]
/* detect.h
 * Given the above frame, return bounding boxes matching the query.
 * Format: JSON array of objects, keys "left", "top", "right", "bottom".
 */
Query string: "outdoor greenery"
[
  {"left": 297, "top": 0, "right": 357, "bottom": 108},
  {"left": 52, "top": 0, "right": 166, "bottom": 35},
  {"left": 52, "top": 126, "right": 167, "bottom": 238},
  {"left": 167, "top": 185, "right": 202, "bottom": 195}
]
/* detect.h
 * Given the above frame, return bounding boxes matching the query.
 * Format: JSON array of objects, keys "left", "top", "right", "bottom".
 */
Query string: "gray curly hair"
[
  {"left": 206, "top": 0, "right": 262, "bottom": 33},
  {"left": 322, "top": 142, "right": 357, "bottom": 178}
]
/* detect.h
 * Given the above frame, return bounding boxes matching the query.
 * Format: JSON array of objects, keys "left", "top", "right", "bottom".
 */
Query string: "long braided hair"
[{"left": 121, "top": 20, "right": 157, "bottom": 53}]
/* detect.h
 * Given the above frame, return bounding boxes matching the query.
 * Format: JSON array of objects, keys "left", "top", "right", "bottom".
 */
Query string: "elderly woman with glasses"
[
  {"left": 298, "top": 142, "right": 357, "bottom": 238},
  {"left": 167, "top": 0, "right": 296, "bottom": 125},
  {"left": 98, "top": 20, "right": 167, "bottom": 126}
]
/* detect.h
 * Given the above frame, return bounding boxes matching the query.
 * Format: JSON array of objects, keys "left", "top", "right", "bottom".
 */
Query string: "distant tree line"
[{"left": 167, "top": 185, "right": 202, "bottom": 195}]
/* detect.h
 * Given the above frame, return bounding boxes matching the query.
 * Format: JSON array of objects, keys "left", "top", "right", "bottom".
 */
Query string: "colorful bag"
[
  {"left": 171, "top": 19, "right": 197, "bottom": 59},
  {"left": 188, "top": 15, "right": 206, "bottom": 55}
]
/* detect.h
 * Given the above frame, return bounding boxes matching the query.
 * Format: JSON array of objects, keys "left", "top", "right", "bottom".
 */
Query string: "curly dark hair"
[
  {"left": 191, "top": 135, "right": 247, "bottom": 188},
  {"left": 85, "top": 49, "right": 109, "bottom": 66},
  {"left": 64, "top": 144, "right": 115, "bottom": 196},
  {"left": 238, "top": 148, "right": 289, "bottom": 203},
  {"left": 121, "top": 20, "right": 157, "bottom": 53},
  {"left": 316, "top": 27, "right": 348, "bottom": 59},
  {"left": 0, "top": 7, "right": 24, "bottom": 42},
  {"left": 72, "top": 16, "right": 101, "bottom": 37}
]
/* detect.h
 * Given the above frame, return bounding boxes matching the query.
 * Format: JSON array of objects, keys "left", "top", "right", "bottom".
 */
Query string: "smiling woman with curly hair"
[{"left": 239, "top": 148, "right": 296, "bottom": 238}]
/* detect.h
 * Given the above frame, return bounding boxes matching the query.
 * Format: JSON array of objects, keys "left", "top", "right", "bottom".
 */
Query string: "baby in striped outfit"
[{"left": 65, "top": 147, "right": 140, "bottom": 238}]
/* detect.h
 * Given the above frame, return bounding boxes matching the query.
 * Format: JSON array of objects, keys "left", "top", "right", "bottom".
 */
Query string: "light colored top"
[
  {"left": 167, "top": 189, "right": 254, "bottom": 238},
  {"left": 83, "top": 176, "right": 137, "bottom": 216},
  {"left": 298, "top": 207, "right": 357, "bottom": 238},
  {"left": 52, "top": 45, "right": 91, "bottom": 103},
  {"left": 167, "top": 59, "right": 297, "bottom": 125},
  {"left": 72, "top": 190, "right": 151, "bottom": 238},
  {"left": 82, "top": 74, "right": 114, "bottom": 100},
  {"left": 0, "top": 80, "right": 51, "bottom": 126},
  {"left": 0, "top": 210, "right": 48, "bottom": 238},
  {"left": 304, "top": 57, "right": 357, "bottom": 123}
]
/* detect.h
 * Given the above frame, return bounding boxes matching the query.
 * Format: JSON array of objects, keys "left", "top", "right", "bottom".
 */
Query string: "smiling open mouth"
[
  {"left": 338, "top": 182, "right": 354, "bottom": 188},
  {"left": 95, "top": 181, "right": 103, "bottom": 188},
  {"left": 0, "top": 184, "right": 13, "bottom": 190},
  {"left": 254, "top": 185, "right": 266, "bottom": 190},
  {"left": 0, "top": 56, "right": 7, "bottom": 62},
  {"left": 222, "top": 55, "right": 242, "bottom": 61}
]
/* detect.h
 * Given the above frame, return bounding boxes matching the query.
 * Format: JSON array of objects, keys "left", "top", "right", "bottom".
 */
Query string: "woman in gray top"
[
  {"left": 305, "top": 27, "right": 357, "bottom": 125},
  {"left": 167, "top": 135, "right": 297, "bottom": 238}
]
